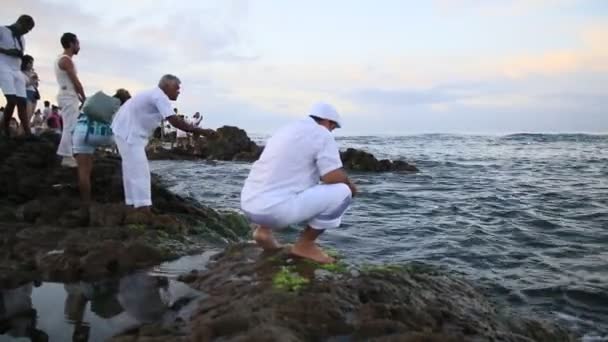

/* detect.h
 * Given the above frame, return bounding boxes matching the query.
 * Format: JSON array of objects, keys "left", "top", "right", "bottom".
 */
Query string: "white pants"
[
  {"left": 0, "top": 67, "right": 26, "bottom": 98},
  {"left": 115, "top": 135, "right": 152, "bottom": 208},
  {"left": 56, "top": 96, "right": 80, "bottom": 157},
  {"left": 242, "top": 183, "right": 352, "bottom": 230}
]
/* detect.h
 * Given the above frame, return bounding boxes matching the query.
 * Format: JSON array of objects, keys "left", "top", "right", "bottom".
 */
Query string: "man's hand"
[
  {"left": 321, "top": 168, "right": 357, "bottom": 197},
  {"left": 347, "top": 179, "right": 358, "bottom": 197}
]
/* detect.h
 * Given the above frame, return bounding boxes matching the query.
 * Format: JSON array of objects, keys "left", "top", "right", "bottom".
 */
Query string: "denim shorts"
[
  {"left": 72, "top": 115, "right": 114, "bottom": 155},
  {"left": 26, "top": 90, "right": 37, "bottom": 103}
]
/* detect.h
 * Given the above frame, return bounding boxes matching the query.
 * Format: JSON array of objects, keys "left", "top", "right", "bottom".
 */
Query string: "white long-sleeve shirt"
[{"left": 111, "top": 87, "right": 174, "bottom": 145}]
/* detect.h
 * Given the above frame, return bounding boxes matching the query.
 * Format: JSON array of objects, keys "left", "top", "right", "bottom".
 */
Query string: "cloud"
[
  {"left": 2, "top": 0, "right": 256, "bottom": 114},
  {"left": 3, "top": 0, "right": 607, "bottom": 134},
  {"left": 433, "top": 0, "right": 581, "bottom": 16}
]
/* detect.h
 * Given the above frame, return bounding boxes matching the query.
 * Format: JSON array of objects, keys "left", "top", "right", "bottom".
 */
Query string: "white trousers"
[
  {"left": 56, "top": 96, "right": 80, "bottom": 157},
  {"left": 115, "top": 135, "right": 152, "bottom": 208},
  {"left": 0, "top": 67, "right": 26, "bottom": 98},
  {"left": 242, "top": 183, "right": 352, "bottom": 230}
]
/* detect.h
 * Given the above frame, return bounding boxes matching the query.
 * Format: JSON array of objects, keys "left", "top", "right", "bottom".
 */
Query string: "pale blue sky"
[{"left": 3, "top": 0, "right": 608, "bottom": 134}]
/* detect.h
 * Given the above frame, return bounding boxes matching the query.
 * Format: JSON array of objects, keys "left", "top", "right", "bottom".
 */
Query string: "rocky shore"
[
  {"left": 114, "top": 244, "right": 575, "bottom": 341},
  {"left": 0, "top": 133, "right": 249, "bottom": 288},
  {"left": 0, "top": 134, "right": 575, "bottom": 341},
  {"left": 147, "top": 126, "right": 419, "bottom": 172}
]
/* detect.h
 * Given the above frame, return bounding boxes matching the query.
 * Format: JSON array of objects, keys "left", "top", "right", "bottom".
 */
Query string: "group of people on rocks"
[{"left": 2, "top": 14, "right": 357, "bottom": 264}]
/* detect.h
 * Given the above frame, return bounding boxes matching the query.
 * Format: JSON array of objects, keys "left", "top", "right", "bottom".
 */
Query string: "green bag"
[{"left": 82, "top": 91, "right": 121, "bottom": 124}]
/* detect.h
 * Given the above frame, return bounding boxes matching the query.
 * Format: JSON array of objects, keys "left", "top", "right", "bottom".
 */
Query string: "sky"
[{"left": 2, "top": 0, "right": 608, "bottom": 135}]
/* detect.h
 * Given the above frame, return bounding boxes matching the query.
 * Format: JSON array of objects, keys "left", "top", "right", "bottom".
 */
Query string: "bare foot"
[
  {"left": 290, "top": 242, "right": 335, "bottom": 264},
  {"left": 253, "top": 226, "right": 281, "bottom": 251}
]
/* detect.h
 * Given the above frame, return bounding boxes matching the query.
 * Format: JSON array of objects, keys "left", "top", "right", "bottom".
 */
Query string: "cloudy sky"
[{"left": 3, "top": 0, "right": 608, "bottom": 135}]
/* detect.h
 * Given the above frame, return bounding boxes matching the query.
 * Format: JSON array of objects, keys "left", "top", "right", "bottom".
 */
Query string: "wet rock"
[
  {"left": 0, "top": 135, "right": 250, "bottom": 285},
  {"left": 167, "top": 243, "right": 574, "bottom": 341},
  {"left": 125, "top": 241, "right": 166, "bottom": 267},
  {"left": 21, "top": 199, "right": 42, "bottom": 223},
  {"left": 0, "top": 205, "right": 16, "bottom": 221},
  {"left": 392, "top": 160, "right": 420, "bottom": 172},
  {"left": 89, "top": 203, "right": 127, "bottom": 226},
  {"left": 233, "top": 150, "right": 263, "bottom": 162},
  {"left": 341, "top": 148, "right": 419, "bottom": 172},
  {"left": 36, "top": 251, "right": 82, "bottom": 280},
  {"left": 206, "top": 126, "right": 260, "bottom": 161},
  {"left": 80, "top": 241, "right": 129, "bottom": 277}
]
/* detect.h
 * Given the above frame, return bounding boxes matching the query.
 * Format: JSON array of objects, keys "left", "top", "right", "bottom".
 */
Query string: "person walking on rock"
[
  {"left": 111, "top": 74, "right": 214, "bottom": 212},
  {"left": 55, "top": 32, "right": 85, "bottom": 167},
  {"left": 0, "top": 15, "right": 35, "bottom": 137},
  {"left": 240, "top": 102, "right": 357, "bottom": 264}
]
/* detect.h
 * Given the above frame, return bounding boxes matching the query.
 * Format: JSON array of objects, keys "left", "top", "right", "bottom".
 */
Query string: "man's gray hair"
[{"left": 158, "top": 74, "right": 181, "bottom": 87}]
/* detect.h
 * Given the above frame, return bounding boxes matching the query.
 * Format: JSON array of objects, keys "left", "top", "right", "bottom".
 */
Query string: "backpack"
[{"left": 82, "top": 91, "right": 121, "bottom": 124}]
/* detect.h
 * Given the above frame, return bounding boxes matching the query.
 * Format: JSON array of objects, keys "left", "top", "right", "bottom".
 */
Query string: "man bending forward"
[{"left": 241, "top": 102, "right": 357, "bottom": 264}]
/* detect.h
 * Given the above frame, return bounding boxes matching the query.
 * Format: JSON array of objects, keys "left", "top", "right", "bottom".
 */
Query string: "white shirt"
[
  {"left": 241, "top": 117, "right": 343, "bottom": 210},
  {"left": 54, "top": 55, "right": 77, "bottom": 98},
  {"left": 42, "top": 107, "right": 51, "bottom": 119},
  {"left": 0, "top": 26, "right": 25, "bottom": 70},
  {"left": 111, "top": 87, "right": 175, "bottom": 145}
]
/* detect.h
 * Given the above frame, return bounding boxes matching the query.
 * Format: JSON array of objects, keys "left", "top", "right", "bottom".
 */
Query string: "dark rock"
[
  {"left": 79, "top": 241, "right": 128, "bottom": 277},
  {"left": 206, "top": 126, "right": 260, "bottom": 161},
  {"left": 21, "top": 199, "right": 42, "bottom": 223},
  {"left": 162, "top": 243, "right": 574, "bottom": 341},
  {"left": 392, "top": 160, "right": 420, "bottom": 172},
  {"left": 36, "top": 251, "right": 82, "bottom": 280},
  {"left": 340, "top": 148, "right": 419, "bottom": 172},
  {"left": 125, "top": 241, "right": 165, "bottom": 267},
  {"left": 0, "top": 134, "right": 250, "bottom": 285},
  {"left": 146, "top": 126, "right": 419, "bottom": 172},
  {"left": 0, "top": 205, "right": 17, "bottom": 221},
  {"left": 89, "top": 203, "right": 127, "bottom": 226}
]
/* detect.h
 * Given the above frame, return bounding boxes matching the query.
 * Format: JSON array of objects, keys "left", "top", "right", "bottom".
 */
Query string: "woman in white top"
[{"left": 21, "top": 54, "right": 38, "bottom": 125}]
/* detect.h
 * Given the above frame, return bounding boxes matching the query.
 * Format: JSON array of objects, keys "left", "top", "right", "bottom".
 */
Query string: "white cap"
[{"left": 309, "top": 102, "right": 342, "bottom": 128}]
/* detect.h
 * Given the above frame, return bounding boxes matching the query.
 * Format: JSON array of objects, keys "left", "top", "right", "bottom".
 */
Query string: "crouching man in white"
[
  {"left": 111, "top": 74, "right": 213, "bottom": 212},
  {"left": 241, "top": 102, "right": 357, "bottom": 264}
]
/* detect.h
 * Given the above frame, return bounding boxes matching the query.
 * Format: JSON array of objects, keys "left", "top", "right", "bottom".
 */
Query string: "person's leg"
[
  {"left": 13, "top": 71, "right": 30, "bottom": 136},
  {"left": 130, "top": 144, "right": 152, "bottom": 210},
  {"left": 16, "top": 97, "right": 30, "bottom": 136},
  {"left": 56, "top": 98, "right": 79, "bottom": 159},
  {"left": 0, "top": 69, "right": 19, "bottom": 137},
  {"left": 2, "top": 95, "right": 17, "bottom": 136},
  {"left": 74, "top": 153, "right": 93, "bottom": 216},
  {"left": 289, "top": 183, "right": 353, "bottom": 263},
  {"left": 252, "top": 225, "right": 281, "bottom": 250},
  {"left": 26, "top": 99, "right": 36, "bottom": 124},
  {"left": 114, "top": 135, "right": 134, "bottom": 206},
  {"left": 117, "top": 139, "right": 152, "bottom": 210},
  {"left": 245, "top": 183, "right": 352, "bottom": 261}
]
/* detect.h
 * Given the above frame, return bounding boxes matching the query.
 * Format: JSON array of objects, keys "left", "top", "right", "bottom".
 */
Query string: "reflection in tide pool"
[{"left": 0, "top": 253, "right": 209, "bottom": 342}]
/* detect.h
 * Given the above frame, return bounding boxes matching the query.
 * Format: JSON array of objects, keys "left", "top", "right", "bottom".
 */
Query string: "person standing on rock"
[
  {"left": 73, "top": 89, "right": 131, "bottom": 221},
  {"left": 241, "top": 102, "right": 357, "bottom": 264},
  {"left": 55, "top": 32, "right": 85, "bottom": 168},
  {"left": 0, "top": 15, "right": 35, "bottom": 137},
  {"left": 111, "top": 74, "right": 214, "bottom": 212}
]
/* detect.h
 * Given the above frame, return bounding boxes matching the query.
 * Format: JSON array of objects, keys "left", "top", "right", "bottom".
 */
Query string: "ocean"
[
  {"left": 2, "top": 133, "right": 606, "bottom": 341},
  {"left": 151, "top": 133, "right": 608, "bottom": 339}
]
